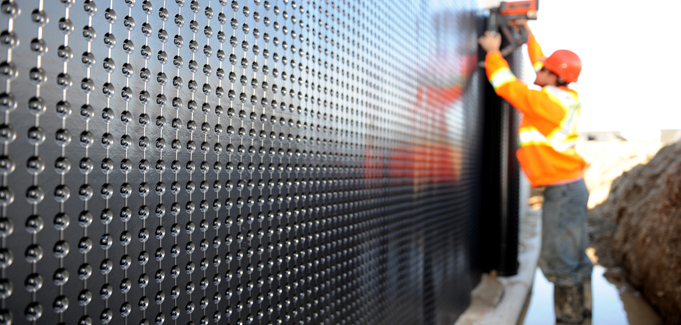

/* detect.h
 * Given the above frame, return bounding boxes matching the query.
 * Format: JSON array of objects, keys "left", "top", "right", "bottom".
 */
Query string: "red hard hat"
[{"left": 540, "top": 50, "right": 582, "bottom": 83}]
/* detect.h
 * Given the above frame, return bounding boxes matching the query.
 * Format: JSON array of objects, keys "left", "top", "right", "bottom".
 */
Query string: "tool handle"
[
  {"left": 479, "top": 11, "right": 532, "bottom": 68},
  {"left": 499, "top": 23, "right": 529, "bottom": 57}
]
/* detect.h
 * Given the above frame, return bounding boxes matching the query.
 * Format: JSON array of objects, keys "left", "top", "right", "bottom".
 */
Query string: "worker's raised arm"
[
  {"left": 479, "top": 32, "right": 565, "bottom": 123},
  {"left": 516, "top": 20, "right": 545, "bottom": 72},
  {"left": 484, "top": 50, "right": 535, "bottom": 116},
  {"left": 527, "top": 36, "right": 545, "bottom": 72}
]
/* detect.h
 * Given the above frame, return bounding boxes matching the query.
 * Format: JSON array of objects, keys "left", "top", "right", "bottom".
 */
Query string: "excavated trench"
[{"left": 586, "top": 140, "right": 681, "bottom": 324}]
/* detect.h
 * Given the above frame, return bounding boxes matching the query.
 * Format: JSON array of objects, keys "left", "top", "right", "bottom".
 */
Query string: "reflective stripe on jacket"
[{"left": 484, "top": 36, "right": 586, "bottom": 187}]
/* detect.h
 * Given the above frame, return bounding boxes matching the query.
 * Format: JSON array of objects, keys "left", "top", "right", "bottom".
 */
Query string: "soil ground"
[{"left": 579, "top": 141, "right": 664, "bottom": 268}]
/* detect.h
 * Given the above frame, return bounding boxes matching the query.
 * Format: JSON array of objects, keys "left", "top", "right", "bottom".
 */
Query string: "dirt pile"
[
  {"left": 579, "top": 141, "right": 663, "bottom": 267},
  {"left": 578, "top": 141, "right": 664, "bottom": 209},
  {"left": 588, "top": 141, "right": 681, "bottom": 324}
]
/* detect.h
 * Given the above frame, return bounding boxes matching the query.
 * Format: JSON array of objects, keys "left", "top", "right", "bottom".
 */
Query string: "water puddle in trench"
[{"left": 522, "top": 266, "right": 663, "bottom": 325}]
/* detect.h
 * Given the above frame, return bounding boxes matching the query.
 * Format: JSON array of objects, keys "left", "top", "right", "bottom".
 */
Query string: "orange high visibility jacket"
[{"left": 484, "top": 35, "right": 586, "bottom": 187}]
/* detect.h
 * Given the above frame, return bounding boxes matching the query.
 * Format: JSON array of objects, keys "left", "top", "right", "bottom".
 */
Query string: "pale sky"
[{"left": 521, "top": 0, "right": 681, "bottom": 140}]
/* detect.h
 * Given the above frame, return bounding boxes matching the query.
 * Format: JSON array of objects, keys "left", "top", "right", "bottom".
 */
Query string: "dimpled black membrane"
[{"left": 0, "top": 0, "right": 484, "bottom": 324}]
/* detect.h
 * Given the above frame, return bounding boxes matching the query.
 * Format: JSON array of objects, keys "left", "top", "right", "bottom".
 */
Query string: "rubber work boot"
[
  {"left": 583, "top": 278, "right": 592, "bottom": 319},
  {"left": 554, "top": 285, "right": 585, "bottom": 325}
]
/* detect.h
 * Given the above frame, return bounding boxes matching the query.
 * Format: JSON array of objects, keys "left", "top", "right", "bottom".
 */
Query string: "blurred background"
[{"left": 521, "top": 0, "right": 681, "bottom": 142}]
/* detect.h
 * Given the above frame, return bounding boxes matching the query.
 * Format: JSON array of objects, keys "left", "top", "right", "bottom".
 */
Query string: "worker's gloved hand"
[
  {"left": 510, "top": 19, "right": 532, "bottom": 35},
  {"left": 510, "top": 19, "right": 528, "bottom": 28},
  {"left": 478, "top": 31, "right": 502, "bottom": 53}
]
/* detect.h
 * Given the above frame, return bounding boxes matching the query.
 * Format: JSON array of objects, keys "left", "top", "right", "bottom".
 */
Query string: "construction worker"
[{"left": 478, "top": 20, "right": 592, "bottom": 325}]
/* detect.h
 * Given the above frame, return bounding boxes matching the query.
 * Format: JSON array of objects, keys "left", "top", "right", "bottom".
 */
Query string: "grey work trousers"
[{"left": 538, "top": 178, "right": 593, "bottom": 286}]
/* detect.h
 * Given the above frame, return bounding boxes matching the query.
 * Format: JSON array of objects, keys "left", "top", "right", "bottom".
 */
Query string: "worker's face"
[{"left": 534, "top": 66, "right": 558, "bottom": 87}]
